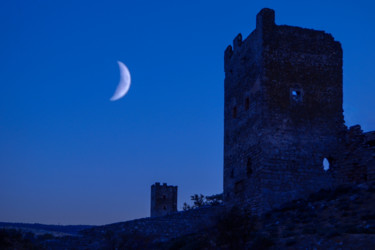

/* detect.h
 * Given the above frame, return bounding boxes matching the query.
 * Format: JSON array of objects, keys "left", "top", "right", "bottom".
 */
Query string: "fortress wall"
[
  {"left": 87, "top": 206, "right": 224, "bottom": 242},
  {"left": 334, "top": 126, "right": 375, "bottom": 184}
]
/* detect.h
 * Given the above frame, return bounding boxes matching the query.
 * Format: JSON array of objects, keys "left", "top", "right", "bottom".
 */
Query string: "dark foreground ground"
[{"left": 1, "top": 181, "right": 375, "bottom": 249}]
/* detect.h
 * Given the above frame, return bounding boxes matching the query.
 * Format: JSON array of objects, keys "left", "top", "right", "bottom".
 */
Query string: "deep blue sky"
[{"left": 1, "top": 0, "right": 374, "bottom": 225}]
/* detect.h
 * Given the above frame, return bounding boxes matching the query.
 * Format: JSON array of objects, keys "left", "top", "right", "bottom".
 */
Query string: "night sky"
[{"left": 1, "top": 0, "right": 375, "bottom": 225}]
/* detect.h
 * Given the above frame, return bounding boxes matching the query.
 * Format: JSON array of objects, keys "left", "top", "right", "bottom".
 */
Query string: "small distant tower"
[{"left": 151, "top": 182, "right": 177, "bottom": 217}]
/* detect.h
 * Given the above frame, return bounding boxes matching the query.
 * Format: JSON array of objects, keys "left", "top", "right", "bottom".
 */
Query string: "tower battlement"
[
  {"left": 224, "top": 8, "right": 345, "bottom": 214},
  {"left": 256, "top": 8, "right": 275, "bottom": 31}
]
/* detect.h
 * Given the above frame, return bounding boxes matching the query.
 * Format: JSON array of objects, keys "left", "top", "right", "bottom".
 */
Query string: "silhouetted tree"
[{"left": 183, "top": 193, "right": 223, "bottom": 210}]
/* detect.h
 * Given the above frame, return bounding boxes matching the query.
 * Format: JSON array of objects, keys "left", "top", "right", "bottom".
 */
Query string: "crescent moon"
[{"left": 110, "top": 61, "right": 131, "bottom": 101}]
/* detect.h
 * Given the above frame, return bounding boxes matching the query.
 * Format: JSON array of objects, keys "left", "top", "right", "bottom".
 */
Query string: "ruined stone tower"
[
  {"left": 151, "top": 182, "right": 177, "bottom": 217},
  {"left": 224, "top": 8, "right": 346, "bottom": 214}
]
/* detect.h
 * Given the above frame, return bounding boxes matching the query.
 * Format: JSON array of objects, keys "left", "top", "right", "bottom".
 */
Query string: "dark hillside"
[
  {"left": 2, "top": 182, "right": 374, "bottom": 249},
  {"left": 161, "top": 182, "right": 375, "bottom": 249},
  {"left": 0, "top": 222, "right": 92, "bottom": 236}
]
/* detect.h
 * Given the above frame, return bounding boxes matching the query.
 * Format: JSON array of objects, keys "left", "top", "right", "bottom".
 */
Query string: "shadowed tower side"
[{"left": 224, "top": 8, "right": 345, "bottom": 214}]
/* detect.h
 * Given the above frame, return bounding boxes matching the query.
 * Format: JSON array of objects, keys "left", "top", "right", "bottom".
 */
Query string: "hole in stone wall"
[
  {"left": 163, "top": 206, "right": 167, "bottom": 210},
  {"left": 245, "top": 97, "right": 250, "bottom": 110},
  {"left": 232, "top": 106, "right": 237, "bottom": 118},
  {"left": 247, "top": 158, "right": 252, "bottom": 177},
  {"left": 162, "top": 195, "right": 166, "bottom": 200},
  {"left": 323, "top": 158, "right": 330, "bottom": 171},
  {"left": 230, "top": 169, "right": 234, "bottom": 178},
  {"left": 290, "top": 88, "right": 303, "bottom": 102}
]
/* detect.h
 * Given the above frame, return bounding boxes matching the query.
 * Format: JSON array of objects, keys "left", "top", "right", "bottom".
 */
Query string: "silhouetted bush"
[{"left": 183, "top": 193, "right": 223, "bottom": 210}]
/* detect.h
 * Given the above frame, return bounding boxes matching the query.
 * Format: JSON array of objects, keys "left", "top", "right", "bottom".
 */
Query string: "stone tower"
[
  {"left": 151, "top": 182, "right": 177, "bottom": 217},
  {"left": 224, "top": 8, "right": 345, "bottom": 214}
]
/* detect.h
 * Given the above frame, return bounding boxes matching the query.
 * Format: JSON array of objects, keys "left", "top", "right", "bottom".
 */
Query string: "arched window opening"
[{"left": 323, "top": 158, "right": 330, "bottom": 171}]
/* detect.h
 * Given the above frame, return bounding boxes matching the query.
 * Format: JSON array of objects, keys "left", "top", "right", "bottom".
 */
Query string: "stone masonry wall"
[
  {"left": 151, "top": 183, "right": 177, "bottom": 217},
  {"left": 335, "top": 126, "right": 375, "bottom": 184},
  {"left": 224, "top": 8, "right": 346, "bottom": 215},
  {"left": 88, "top": 206, "right": 224, "bottom": 243}
]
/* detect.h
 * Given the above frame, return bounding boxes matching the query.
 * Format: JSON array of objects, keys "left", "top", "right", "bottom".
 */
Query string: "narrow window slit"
[
  {"left": 245, "top": 97, "right": 250, "bottom": 110},
  {"left": 232, "top": 106, "right": 237, "bottom": 118},
  {"left": 247, "top": 158, "right": 253, "bottom": 177}
]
